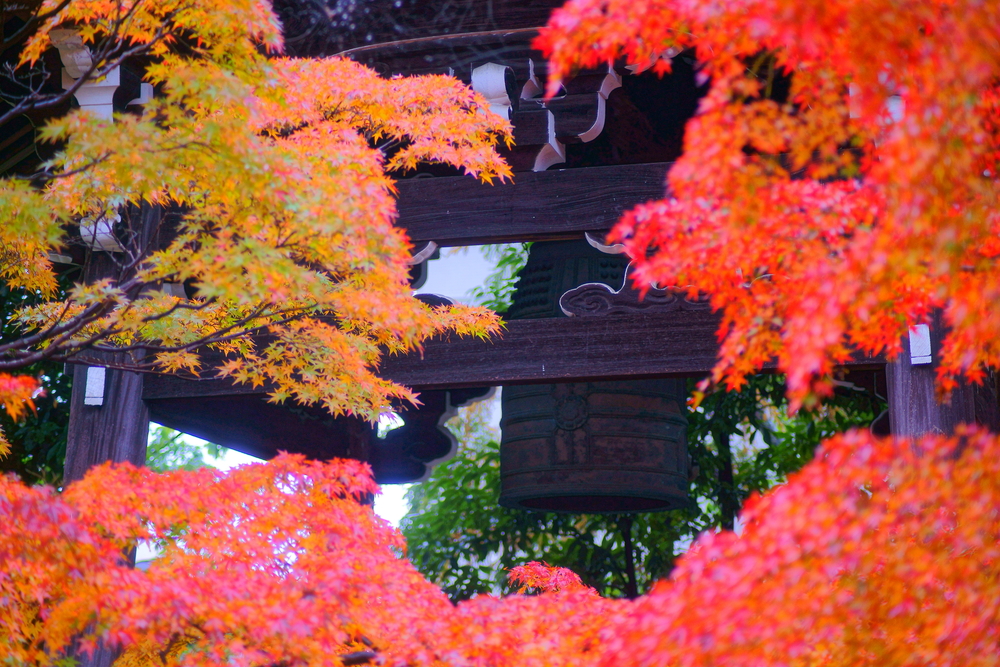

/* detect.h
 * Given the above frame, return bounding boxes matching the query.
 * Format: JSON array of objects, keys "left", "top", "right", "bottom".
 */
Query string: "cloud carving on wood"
[{"left": 559, "top": 264, "right": 710, "bottom": 317}]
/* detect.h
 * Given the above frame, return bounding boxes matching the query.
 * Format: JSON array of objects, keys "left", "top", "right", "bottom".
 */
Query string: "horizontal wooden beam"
[
  {"left": 385, "top": 310, "right": 724, "bottom": 388},
  {"left": 395, "top": 162, "right": 671, "bottom": 246},
  {"left": 143, "top": 311, "right": 885, "bottom": 401}
]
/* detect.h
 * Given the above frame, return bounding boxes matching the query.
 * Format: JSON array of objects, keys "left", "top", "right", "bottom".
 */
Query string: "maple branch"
[
  {"left": 20, "top": 153, "right": 112, "bottom": 185},
  {"left": 0, "top": 272, "right": 158, "bottom": 369},
  {"left": 0, "top": 299, "right": 113, "bottom": 358},
  {"left": 339, "top": 651, "right": 377, "bottom": 666},
  {"left": 39, "top": 304, "right": 311, "bottom": 375},
  {"left": 0, "top": 0, "right": 75, "bottom": 53},
  {"left": 0, "top": 313, "right": 126, "bottom": 369},
  {"left": 139, "top": 296, "right": 218, "bottom": 322},
  {"left": 0, "top": 20, "right": 175, "bottom": 129},
  {"left": 128, "top": 306, "right": 310, "bottom": 354}
]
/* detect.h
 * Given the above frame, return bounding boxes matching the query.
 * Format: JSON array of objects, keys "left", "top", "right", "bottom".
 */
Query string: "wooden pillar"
[
  {"left": 886, "top": 317, "right": 1000, "bottom": 437},
  {"left": 63, "top": 206, "right": 160, "bottom": 667},
  {"left": 63, "top": 359, "right": 146, "bottom": 667},
  {"left": 64, "top": 356, "right": 149, "bottom": 483},
  {"left": 65, "top": 205, "right": 160, "bottom": 482}
]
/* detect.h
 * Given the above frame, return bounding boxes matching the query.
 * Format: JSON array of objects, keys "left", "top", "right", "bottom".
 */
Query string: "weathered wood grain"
[
  {"left": 64, "top": 356, "right": 150, "bottom": 484},
  {"left": 395, "top": 162, "right": 671, "bottom": 246},
  {"left": 143, "top": 311, "right": 885, "bottom": 400},
  {"left": 886, "top": 317, "right": 1000, "bottom": 436}
]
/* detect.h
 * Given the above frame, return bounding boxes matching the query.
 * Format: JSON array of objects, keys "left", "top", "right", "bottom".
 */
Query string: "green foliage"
[
  {"left": 403, "top": 399, "right": 657, "bottom": 600},
  {"left": 0, "top": 362, "right": 70, "bottom": 485},
  {"left": 145, "top": 426, "right": 228, "bottom": 473},
  {"left": 0, "top": 282, "right": 72, "bottom": 484},
  {"left": 466, "top": 244, "right": 531, "bottom": 313},
  {"left": 688, "top": 374, "right": 886, "bottom": 532},
  {"left": 401, "top": 376, "right": 884, "bottom": 601}
]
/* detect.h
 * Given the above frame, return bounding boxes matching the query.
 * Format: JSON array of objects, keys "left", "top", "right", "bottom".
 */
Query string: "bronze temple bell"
[{"left": 499, "top": 240, "right": 692, "bottom": 513}]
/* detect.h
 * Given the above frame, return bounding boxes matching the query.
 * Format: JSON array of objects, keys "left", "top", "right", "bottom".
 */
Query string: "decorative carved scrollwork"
[
  {"left": 340, "top": 29, "right": 623, "bottom": 172},
  {"left": 559, "top": 264, "right": 711, "bottom": 317},
  {"left": 506, "top": 62, "right": 621, "bottom": 171},
  {"left": 371, "top": 386, "right": 494, "bottom": 483}
]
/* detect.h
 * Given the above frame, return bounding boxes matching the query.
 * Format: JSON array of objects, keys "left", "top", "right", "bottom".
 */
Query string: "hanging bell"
[{"left": 499, "top": 240, "right": 691, "bottom": 513}]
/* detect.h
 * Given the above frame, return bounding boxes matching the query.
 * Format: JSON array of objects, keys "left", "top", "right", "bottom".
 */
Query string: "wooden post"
[
  {"left": 886, "top": 317, "right": 1000, "bottom": 437},
  {"left": 63, "top": 355, "right": 148, "bottom": 667},
  {"left": 64, "top": 356, "right": 150, "bottom": 483},
  {"left": 65, "top": 205, "right": 160, "bottom": 482},
  {"left": 63, "top": 206, "right": 160, "bottom": 667}
]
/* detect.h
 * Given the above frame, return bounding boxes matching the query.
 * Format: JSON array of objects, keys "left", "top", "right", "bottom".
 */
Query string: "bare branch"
[
  {"left": 20, "top": 153, "right": 111, "bottom": 185},
  {"left": 0, "top": 21, "right": 175, "bottom": 128},
  {"left": 340, "top": 652, "right": 377, "bottom": 666},
  {"left": 0, "top": 0, "right": 75, "bottom": 53}
]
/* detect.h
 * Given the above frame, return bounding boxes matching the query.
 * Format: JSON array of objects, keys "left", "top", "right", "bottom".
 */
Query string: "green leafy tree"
[
  {"left": 465, "top": 244, "right": 530, "bottom": 313},
  {"left": 144, "top": 426, "right": 228, "bottom": 473},
  {"left": 402, "top": 377, "right": 883, "bottom": 600}
]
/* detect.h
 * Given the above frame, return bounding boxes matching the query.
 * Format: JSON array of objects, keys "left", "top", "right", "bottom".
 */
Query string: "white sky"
[
  {"left": 418, "top": 246, "right": 496, "bottom": 303},
  {"left": 373, "top": 247, "right": 497, "bottom": 523},
  {"left": 156, "top": 247, "right": 497, "bottom": 529}
]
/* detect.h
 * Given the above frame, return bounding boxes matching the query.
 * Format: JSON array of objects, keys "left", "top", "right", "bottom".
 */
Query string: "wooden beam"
[
  {"left": 395, "top": 162, "right": 671, "bottom": 246},
  {"left": 143, "top": 311, "right": 886, "bottom": 400}
]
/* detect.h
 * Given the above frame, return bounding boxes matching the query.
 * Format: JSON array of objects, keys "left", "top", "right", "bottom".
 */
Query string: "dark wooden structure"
[
  {"left": 17, "top": 2, "right": 989, "bottom": 667},
  {"left": 51, "top": 0, "right": 999, "bottom": 491},
  {"left": 131, "top": 0, "right": 717, "bottom": 482}
]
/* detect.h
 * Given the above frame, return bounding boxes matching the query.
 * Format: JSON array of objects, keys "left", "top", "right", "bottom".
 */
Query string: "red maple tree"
[
  {"left": 3, "top": 429, "right": 999, "bottom": 666},
  {"left": 538, "top": 0, "right": 1000, "bottom": 408},
  {"left": 3, "top": 0, "right": 999, "bottom": 664}
]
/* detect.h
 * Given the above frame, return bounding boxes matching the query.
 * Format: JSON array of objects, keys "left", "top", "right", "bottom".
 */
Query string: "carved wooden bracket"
[
  {"left": 407, "top": 241, "right": 439, "bottom": 289},
  {"left": 471, "top": 62, "right": 519, "bottom": 119},
  {"left": 361, "top": 292, "right": 495, "bottom": 483},
  {"left": 502, "top": 62, "right": 620, "bottom": 171},
  {"left": 559, "top": 264, "right": 711, "bottom": 317},
  {"left": 343, "top": 30, "right": 622, "bottom": 171},
  {"left": 371, "top": 386, "right": 493, "bottom": 483}
]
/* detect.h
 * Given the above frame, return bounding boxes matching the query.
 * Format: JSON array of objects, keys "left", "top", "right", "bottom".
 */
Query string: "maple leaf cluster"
[
  {"left": 2, "top": 427, "right": 998, "bottom": 666},
  {"left": 537, "top": 0, "right": 1000, "bottom": 407},
  {"left": 508, "top": 561, "right": 595, "bottom": 594},
  {"left": 0, "top": 0, "right": 510, "bottom": 423},
  {"left": 0, "top": 374, "right": 40, "bottom": 457}
]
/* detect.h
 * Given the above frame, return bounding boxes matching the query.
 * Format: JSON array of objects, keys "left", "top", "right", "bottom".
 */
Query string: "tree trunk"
[
  {"left": 619, "top": 515, "right": 639, "bottom": 599},
  {"left": 714, "top": 426, "right": 738, "bottom": 532}
]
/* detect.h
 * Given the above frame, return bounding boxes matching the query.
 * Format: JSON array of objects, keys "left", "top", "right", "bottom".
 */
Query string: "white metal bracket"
[
  {"left": 84, "top": 366, "right": 106, "bottom": 406},
  {"left": 909, "top": 324, "right": 933, "bottom": 365}
]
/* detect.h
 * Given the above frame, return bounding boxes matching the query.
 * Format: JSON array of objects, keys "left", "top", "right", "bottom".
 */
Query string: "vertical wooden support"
[
  {"left": 65, "top": 205, "right": 160, "bottom": 482},
  {"left": 62, "top": 363, "right": 145, "bottom": 664},
  {"left": 63, "top": 206, "right": 160, "bottom": 667},
  {"left": 64, "top": 356, "right": 150, "bottom": 483},
  {"left": 886, "top": 318, "right": 1000, "bottom": 437}
]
